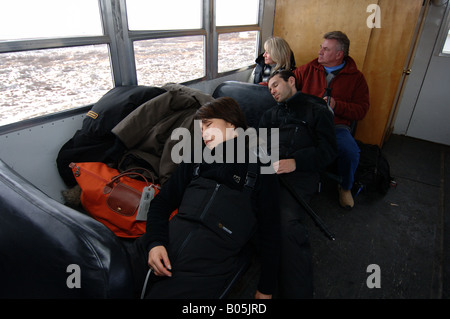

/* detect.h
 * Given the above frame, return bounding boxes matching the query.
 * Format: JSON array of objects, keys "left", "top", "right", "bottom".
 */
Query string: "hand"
[
  {"left": 148, "top": 246, "right": 172, "bottom": 277},
  {"left": 255, "top": 290, "right": 272, "bottom": 299},
  {"left": 323, "top": 96, "right": 336, "bottom": 109},
  {"left": 273, "top": 159, "right": 296, "bottom": 174}
]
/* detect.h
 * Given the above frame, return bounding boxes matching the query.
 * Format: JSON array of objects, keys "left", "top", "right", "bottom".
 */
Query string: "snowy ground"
[{"left": 0, "top": 32, "right": 257, "bottom": 126}]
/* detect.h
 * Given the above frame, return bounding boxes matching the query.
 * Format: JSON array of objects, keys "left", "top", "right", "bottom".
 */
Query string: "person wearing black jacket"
[
  {"left": 258, "top": 70, "right": 337, "bottom": 298},
  {"left": 141, "top": 97, "right": 281, "bottom": 299}
]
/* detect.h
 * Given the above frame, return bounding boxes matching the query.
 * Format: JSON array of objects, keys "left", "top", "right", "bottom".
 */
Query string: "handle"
[
  {"left": 107, "top": 168, "right": 154, "bottom": 188},
  {"left": 119, "top": 167, "right": 156, "bottom": 185}
]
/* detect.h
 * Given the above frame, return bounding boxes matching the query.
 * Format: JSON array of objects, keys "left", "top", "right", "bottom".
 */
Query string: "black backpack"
[
  {"left": 56, "top": 86, "right": 166, "bottom": 186},
  {"left": 354, "top": 140, "right": 395, "bottom": 195}
]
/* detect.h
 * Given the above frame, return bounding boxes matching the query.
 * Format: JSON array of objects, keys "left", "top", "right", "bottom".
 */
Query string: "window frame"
[
  {"left": 0, "top": 0, "right": 273, "bottom": 131},
  {"left": 127, "top": 0, "right": 265, "bottom": 81},
  {"left": 437, "top": 1, "right": 450, "bottom": 57},
  {"left": 441, "top": 29, "right": 450, "bottom": 56}
]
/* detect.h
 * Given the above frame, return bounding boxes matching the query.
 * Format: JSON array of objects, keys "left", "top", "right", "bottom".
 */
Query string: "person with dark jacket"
[
  {"left": 141, "top": 97, "right": 281, "bottom": 299},
  {"left": 251, "top": 36, "right": 296, "bottom": 85},
  {"left": 258, "top": 70, "right": 337, "bottom": 298}
]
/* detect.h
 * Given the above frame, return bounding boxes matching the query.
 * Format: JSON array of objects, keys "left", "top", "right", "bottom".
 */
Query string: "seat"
[
  {"left": 0, "top": 160, "right": 135, "bottom": 298},
  {"left": 212, "top": 81, "right": 274, "bottom": 128}
]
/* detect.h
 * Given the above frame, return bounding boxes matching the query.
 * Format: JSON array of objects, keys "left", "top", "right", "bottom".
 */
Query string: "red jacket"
[{"left": 293, "top": 57, "right": 370, "bottom": 126}]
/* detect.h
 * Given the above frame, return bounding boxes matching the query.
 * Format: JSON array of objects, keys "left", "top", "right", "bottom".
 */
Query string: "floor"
[{"left": 230, "top": 134, "right": 450, "bottom": 299}]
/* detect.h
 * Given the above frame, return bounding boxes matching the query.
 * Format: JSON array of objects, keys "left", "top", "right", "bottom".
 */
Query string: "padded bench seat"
[{"left": 0, "top": 159, "right": 134, "bottom": 298}]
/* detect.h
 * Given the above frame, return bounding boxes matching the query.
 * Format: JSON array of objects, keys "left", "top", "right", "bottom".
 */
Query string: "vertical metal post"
[
  {"left": 99, "top": 0, "right": 137, "bottom": 86},
  {"left": 204, "top": 0, "right": 218, "bottom": 80}
]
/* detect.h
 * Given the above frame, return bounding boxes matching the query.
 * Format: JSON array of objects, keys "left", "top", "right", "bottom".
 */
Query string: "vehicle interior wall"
[{"left": 272, "top": 0, "right": 424, "bottom": 146}]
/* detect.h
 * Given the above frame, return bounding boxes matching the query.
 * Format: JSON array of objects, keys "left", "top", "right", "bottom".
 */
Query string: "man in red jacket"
[{"left": 293, "top": 31, "right": 370, "bottom": 209}]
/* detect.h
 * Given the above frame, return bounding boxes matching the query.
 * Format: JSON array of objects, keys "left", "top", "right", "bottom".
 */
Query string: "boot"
[{"left": 338, "top": 185, "right": 354, "bottom": 210}]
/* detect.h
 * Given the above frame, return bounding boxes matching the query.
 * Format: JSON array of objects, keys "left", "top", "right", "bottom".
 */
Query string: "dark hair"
[
  {"left": 268, "top": 69, "right": 297, "bottom": 87},
  {"left": 324, "top": 31, "right": 350, "bottom": 57},
  {"left": 195, "top": 97, "right": 248, "bottom": 130}
]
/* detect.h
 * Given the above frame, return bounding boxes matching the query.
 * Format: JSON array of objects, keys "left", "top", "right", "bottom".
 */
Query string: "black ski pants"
[{"left": 277, "top": 171, "right": 319, "bottom": 298}]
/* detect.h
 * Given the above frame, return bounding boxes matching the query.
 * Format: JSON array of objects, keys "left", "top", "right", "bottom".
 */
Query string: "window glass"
[
  {"left": 218, "top": 31, "right": 258, "bottom": 73},
  {"left": 216, "top": 0, "right": 259, "bottom": 26},
  {"left": 134, "top": 36, "right": 205, "bottom": 86},
  {"left": 443, "top": 30, "right": 450, "bottom": 54},
  {"left": 0, "top": 0, "right": 102, "bottom": 40},
  {"left": 126, "top": 0, "right": 202, "bottom": 30},
  {"left": 0, "top": 45, "right": 113, "bottom": 126}
]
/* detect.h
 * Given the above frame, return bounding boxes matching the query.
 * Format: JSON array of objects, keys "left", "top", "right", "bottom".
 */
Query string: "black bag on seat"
[
  {"left": 57, "top": 86, "right": 166, "bottom": 186},
  {"left": 354, "top": 140, "right": 394, "bottom": 195}
]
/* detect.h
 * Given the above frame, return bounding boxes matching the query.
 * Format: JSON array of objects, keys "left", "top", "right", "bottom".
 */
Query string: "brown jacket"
[{"left": 112, "top": 84, "right": 213, "bottom": 185}]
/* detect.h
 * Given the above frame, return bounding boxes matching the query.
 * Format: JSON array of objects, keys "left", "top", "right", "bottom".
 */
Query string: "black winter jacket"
[
  {"left": 258, "top": 91, "right": 337, "bottom": 173},
  {"left": 144, "top": 138, "right": 281, "bottom": 295}
]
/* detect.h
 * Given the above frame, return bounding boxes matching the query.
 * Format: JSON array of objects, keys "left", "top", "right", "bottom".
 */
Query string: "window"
[
  {"left": 218, "top": 31, "right": 259, "bottom": 73},
  {"left": 216, "top": 0, "right": 260, "bottom": 73},
  {"left": 0, "top": 0, "right": 265, "bottom": 127},
  {"left": 126, "top": 0, "right": 202, "bottom": 31},
  {"left": 134, "top": 36, "right": 205, "bottom": 86},
  {"left": 443, "top": 29, "right": 450, "bottom": 55},
  {"left": 0, "top": 45, "right": 113, "bottom": 126},
  {"left": 0, "top": 0, "right": 109, "bottom": 126},
  {"left": 128, "top": 0, "right": 260, "bottom": 79},
  {"left": 0, "top": 0, "right": 102, "bottom": 40},
  {"left": 127, "top": 0, "right": 206, "bottom": 85},
  {"left": 216, "top": 0, "right": 259, "bottom": 26}
]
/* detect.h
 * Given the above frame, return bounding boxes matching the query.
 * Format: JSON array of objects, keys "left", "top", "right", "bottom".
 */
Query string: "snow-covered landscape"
[{"left": 0, "top": 32, "right": 257, "bottom": 126}]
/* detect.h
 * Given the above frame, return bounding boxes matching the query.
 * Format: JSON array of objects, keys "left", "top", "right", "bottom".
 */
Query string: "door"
[{"left": 393, "top": 1, "right": 450, "bottom": 146}]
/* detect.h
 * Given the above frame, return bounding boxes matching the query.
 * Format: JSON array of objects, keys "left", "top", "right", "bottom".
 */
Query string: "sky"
[
  {"left": 0, "top": 0, "right": 102, "bottom": 40},
  {"left": 0, "top": 0, "right": 259, "bottom": 40}
]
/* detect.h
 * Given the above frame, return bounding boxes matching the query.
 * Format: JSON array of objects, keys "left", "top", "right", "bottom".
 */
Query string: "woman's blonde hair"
[{"left": 264, "top": 36, "right": 293, "bottom": 73}]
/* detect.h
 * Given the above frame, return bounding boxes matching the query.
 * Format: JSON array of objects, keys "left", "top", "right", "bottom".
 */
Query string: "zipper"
[
  {"left": 69, "top": 163, "right": 109, "bottom": 183},
  {"left": 172, "top": 183, "right": 221, "bottom": 264},
  {"left": 283, "top": 104, "right": 289, "bottom": 125},
  {"left": 172, "top": 231, "right": 195, "bottom": 264},
  {"left": 289, "top": 126, "right": 299, "bottom": 150},
  {"left": 199, "top": 183, "right": 220, "bottom": 220}
]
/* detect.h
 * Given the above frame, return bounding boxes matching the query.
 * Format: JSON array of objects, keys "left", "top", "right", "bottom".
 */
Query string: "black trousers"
[
  {"left": 123, "top": 234, "right": 249, "bottom": 299},
  {"left": 277, "top": 172, "right": 319, "bottom": 299},
  {"left": 120, "top": 236, "right": 150, "bottom": 298}
]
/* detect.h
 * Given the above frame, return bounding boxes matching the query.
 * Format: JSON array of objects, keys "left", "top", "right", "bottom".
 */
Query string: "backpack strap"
[
  {"left": 244, "top": 162, "right": 259, "bottom": 190},
  {"left": 192, "top": 163, "right": 201, "bottom": 179},
  {"left": 193, "top": 162, "right": 258, "bottom": 191}
]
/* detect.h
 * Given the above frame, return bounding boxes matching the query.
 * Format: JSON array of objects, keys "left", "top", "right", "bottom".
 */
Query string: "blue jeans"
[{"left": 336, "top": 127, "right": 360, "bottom": 190}]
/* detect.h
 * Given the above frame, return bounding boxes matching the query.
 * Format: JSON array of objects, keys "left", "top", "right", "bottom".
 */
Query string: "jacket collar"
[
  {"left": 277, "top": 91, "right": 303, "bottom": 108},
  {"left": 255, "top": 53, "right": 265, "bottom": 66},
  {"left": 311, "top": 56, "right": 359, "bottom": 75}
]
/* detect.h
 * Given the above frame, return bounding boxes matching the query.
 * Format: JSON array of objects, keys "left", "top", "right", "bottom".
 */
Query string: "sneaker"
[{"left": 338, "top": 186, "right": 354, "bottom": 210}]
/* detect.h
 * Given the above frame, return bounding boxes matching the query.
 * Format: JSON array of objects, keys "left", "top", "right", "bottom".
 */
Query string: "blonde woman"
[{"left": 251, "top": 36, "right": 296, "bottom": 85}]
